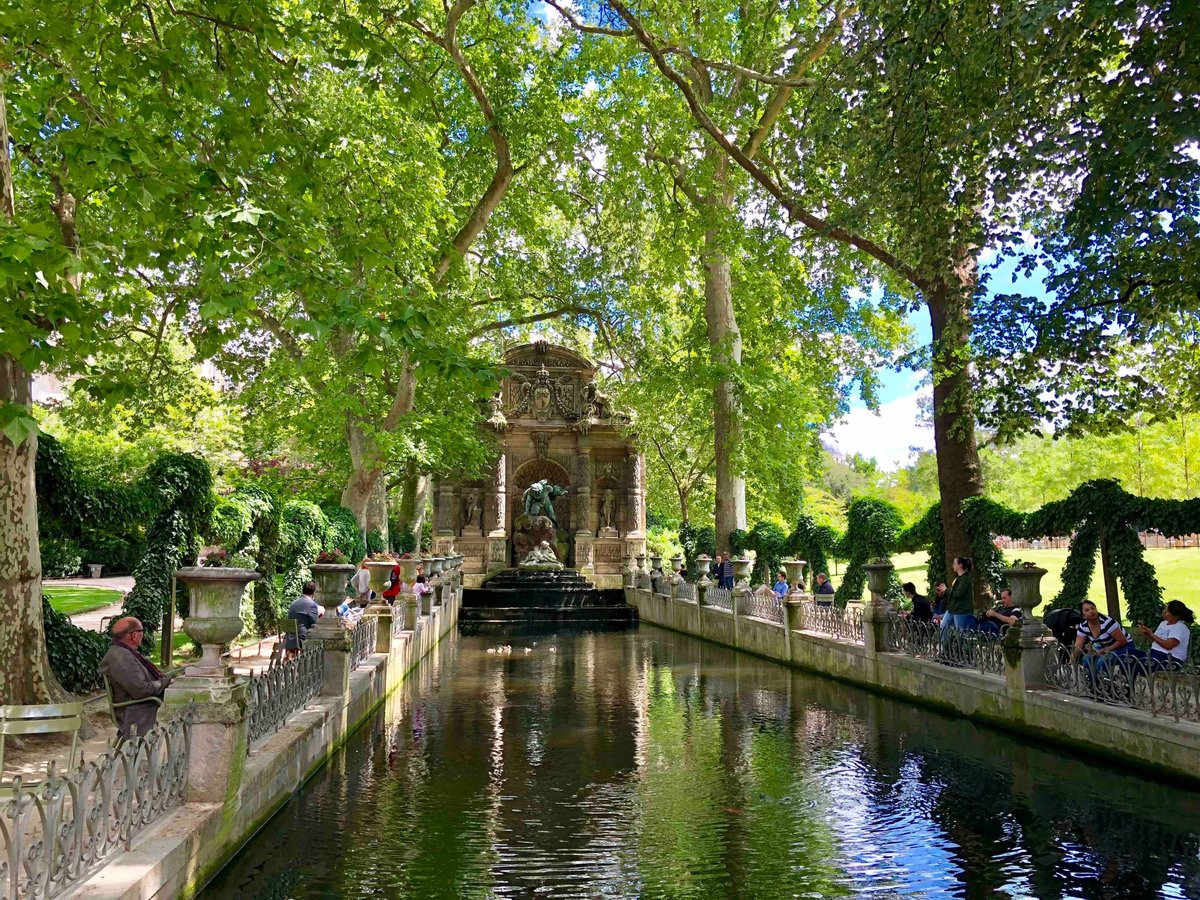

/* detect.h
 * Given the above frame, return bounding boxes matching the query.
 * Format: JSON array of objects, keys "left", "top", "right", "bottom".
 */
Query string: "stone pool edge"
[
  {"left": 628, "top": 586, "right": 1200, "bottom": 784},
  {"left": 65, "top": 591, "right": 460, "bottom": 900}
]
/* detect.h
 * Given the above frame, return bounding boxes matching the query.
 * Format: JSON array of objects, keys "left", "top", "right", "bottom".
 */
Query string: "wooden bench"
[{"left": 0, "top": 702, "right": 84, "bottom": 789}]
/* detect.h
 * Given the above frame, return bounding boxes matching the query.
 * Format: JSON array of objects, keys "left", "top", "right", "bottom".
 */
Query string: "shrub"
[
  {"left": 41, "top": 539, "right": 83, "bottom": 578},
  {"left": 43, "top": 597, "right": 108, "bottom": 694}
]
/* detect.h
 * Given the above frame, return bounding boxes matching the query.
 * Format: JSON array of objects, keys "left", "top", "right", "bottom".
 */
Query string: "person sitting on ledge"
[
  {"left": 902, "top": 582, "right": 933, "bottom": 623},
  {"left": 99, "top": 616, "right": 175, "bottom": 739},
  {"left": 1071, "top": 599, "right": 1130, "bottom": 676},
  {"left": 931, "top": 581, "right": 949, "bottom": 627},
  {"left": 977, "top": 588, "right": 1023, "bottom": 635},
  {"left": 772, "top": 571, "right": 789, "bottom": 598},
  {"left": 814, "top": 572, "right": 835, "bottom": 606},
  {"left": 1135, "top": 600, "right": 1194, "bottom": 670}
]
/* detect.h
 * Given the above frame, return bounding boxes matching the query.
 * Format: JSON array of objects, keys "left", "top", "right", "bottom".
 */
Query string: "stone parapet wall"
[
  {"left": 63, "top": 591, "right": 461, "bottom": 900},
  {"left": 627, "top": 587, "right": 1200, "bottom": 782}
]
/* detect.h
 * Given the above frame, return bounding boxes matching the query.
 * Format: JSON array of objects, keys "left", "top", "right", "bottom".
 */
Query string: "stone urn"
[
  {"left": 732, "top": 557, "right": 752, "bottom": 587},
  {"left": 395, "top": 556, "right": 419, "bottom": 586},
  {"left": 311, "top": 563, "right": 355, "bottom": 633},
  {"left": 696, "top": 554, "right": 712, "bottom": 584},
  {"left": 1002, "top": 564, "right": 1050, "bottom": 636},
  {"left": 649, "top": 552, "right": 663, "bottom": 574},
  {"left": 364, "top": 559, "right": 397, "bottom": 597},
  {"left": 862, "top": 560, "right": 894, "bottom": 608},
  {"left": 635, "top": 552, "right": 646, "bottom": 573},
  {"left": 174, "top": 567, "right": 261, "bottom": 677},
  {"left": 670, "top": 554, "right": 684, "bottom": 578},
  {"left": 430, "top": 557, "right": 445, "bottom": 577},
  {"left": 784, "top": 559, "right": 807, "bottom": 596}
]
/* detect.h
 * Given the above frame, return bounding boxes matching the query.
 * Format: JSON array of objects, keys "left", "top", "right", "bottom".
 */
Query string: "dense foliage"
[{"left": 41, "top": 597, "right": 108, "bottom": 694}]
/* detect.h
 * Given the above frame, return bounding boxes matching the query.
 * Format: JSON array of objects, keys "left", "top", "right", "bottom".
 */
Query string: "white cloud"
[{"left": 827, "top": 382, "right": 933, "bottom": 471}]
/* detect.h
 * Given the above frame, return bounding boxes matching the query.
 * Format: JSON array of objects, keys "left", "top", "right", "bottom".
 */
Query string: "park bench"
[{"left": 0, "top": 701, "right": 85, "bottom": 790}]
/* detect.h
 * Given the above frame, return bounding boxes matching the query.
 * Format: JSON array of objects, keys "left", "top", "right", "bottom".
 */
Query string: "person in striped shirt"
[{"left": 1071, "top": 599, "right": 1130, "bottom": 677}]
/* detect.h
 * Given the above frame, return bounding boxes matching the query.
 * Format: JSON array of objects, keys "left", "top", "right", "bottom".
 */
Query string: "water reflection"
[{"left": 204, "top": 627, "right": 1200, "bottom": 899}]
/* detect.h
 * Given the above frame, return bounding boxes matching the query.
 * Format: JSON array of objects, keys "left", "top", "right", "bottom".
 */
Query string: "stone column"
[
  {"left": 575, "top": 445, "right": 594, "bottom": 576},
  {"left": 487, "top": 446, "right": 508, "bottom": 574},
  {"left": 625, "top": 449, "right": 645, "bottom": 537},
  {"left": 435, "top": 478, "right": 456, "bottom": 539}
]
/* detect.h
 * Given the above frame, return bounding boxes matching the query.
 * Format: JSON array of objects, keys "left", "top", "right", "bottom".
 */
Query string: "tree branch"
[
  {"left": 468, "top": 305, "right": 594, "bottom": 337},
  {"left": 253, "top": 308, "right": 306, "bottom": 363},
  {"left": 608, "top": 0, "right": 928, "bottom": 292}
]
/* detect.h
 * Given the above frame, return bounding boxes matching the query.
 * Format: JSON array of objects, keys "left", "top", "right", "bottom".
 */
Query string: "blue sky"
[{"left": 828, "top": 253, "right": 1052, "bottom": 470}]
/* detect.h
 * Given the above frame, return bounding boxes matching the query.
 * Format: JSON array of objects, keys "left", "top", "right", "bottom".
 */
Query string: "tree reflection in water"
[{"left": 203, "top": 627, "right": 1200, "bottom": 899}]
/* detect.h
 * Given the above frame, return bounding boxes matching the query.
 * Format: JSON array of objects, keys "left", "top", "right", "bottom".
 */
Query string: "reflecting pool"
[{"left": 204, "top": 627, "right": 1200, "bottom": 898}]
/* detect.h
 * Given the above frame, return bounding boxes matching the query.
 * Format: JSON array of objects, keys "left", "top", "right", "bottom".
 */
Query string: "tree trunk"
[
  {"left": 340, "top": 418, "right": 389, "bottom": 543},
  {"left": 0, "top": 357, "right": 63, "bottom": 705},
  {"left": 1099, "top": 528, "right": 1122, "bottom": 621},
  {"left": 704, "top": 166, "right": 746, "bottom": 552},
  {"left": 926, "top": 261, "right": 984, "bottom": 595},
  {"left": 394, "top": 467, "right": 430, "bottom": 542}
]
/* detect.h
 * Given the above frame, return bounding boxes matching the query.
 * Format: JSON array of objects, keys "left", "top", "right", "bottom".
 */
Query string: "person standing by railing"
[{"left": 943, "top": 558, "right": 977, "bottom": 631}]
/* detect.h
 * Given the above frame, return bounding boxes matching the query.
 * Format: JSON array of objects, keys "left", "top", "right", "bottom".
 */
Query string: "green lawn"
[
  {"left": 44, "top": 585, "right": 124, "bottom": 616},
  {"left": 846, "top": 547, "right": 1200, "bottom": 616}
]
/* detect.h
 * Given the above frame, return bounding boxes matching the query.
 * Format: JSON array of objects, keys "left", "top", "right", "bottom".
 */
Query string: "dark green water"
[{"left": 203, "top": 627, "right": 1200, "bottom": 899}]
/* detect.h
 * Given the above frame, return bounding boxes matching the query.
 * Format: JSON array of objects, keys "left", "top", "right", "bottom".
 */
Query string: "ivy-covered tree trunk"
[
  {"left": 341, "top": 419, "right": 390, "bottom": 544},
  {"left": 704, "top": 169, "right": 746, "bottom": 552},
  {"left": 927, "top": 258, "right": 985, "bottom": 601},
  {"left": 0, "top": 357, "right": 63, "bottom": 705},
  {"left": 394, "top": 467, "right": 429, "bottom": 543}
]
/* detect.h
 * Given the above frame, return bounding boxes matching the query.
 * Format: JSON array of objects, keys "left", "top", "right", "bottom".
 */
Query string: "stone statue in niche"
[
  {"left": 598, "top": 489, "right": 616, "bottom": 531},
  {"left": 522, "top": 479, "right": 566, "bottom": 526},
  {"left": 532, "top": 431, "right": 550, "bottom": 460},
  {"left": 462, "top": 489, "right": 482, "bottom": 532}
]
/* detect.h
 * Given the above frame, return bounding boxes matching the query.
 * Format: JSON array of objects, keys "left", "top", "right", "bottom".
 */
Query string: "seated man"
[
  {"left": 931, "top": 581, "right": 949, "bottom": 628},
  {"left": 772, "top": 571, "right": 789, "bottom": 598},
  {"left": 902, "top": 582, "right": 934, "bottom": 623},
  {"left": 814, "top": 572, "right": 835, "bottom": 606},
  {"left": 977, "top": 588, "right": 1023, "bottom": 634},
  {"left": 99, "top": 616, "right": 174, "bottom": 739},
  {"left": 284, "top": 582, "right": 321, "bottom": 655}
]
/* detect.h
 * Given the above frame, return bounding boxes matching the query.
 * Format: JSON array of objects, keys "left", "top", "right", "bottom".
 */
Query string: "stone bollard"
[
  {"left": 164, "top": 567, "right": 259, "bottom": 804},
  {"left": 1002, "top": 564, "right": 1053, "bottom": 692},
  {"left": 861, "top": 560, "right": 895, "bottom": 659}
]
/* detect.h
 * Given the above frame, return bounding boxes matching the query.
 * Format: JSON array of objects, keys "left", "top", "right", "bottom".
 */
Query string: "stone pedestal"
[
  {"left": 401, "top": 592, "right": 418, "bottom": 631},
  {"left": 1003, "top": 565, "right": 1054, "bottom": 692},
  {"left": 862, "top": 561, "right": 896, "bottom": 659},
  {"left": 364, "top": 605, "right": 395, "bottom": 653},
  {"left": 307, "top": 626, "right": 353, "bottom": 698},
  {"left": 575, "top": 533, "right": 594, "bottom": 577},
  {"left": 163, "top": 675, "right": 250, "bottom": 804},
  {"left": 487, "top": 535, "right": 508, "bottom": 574}
]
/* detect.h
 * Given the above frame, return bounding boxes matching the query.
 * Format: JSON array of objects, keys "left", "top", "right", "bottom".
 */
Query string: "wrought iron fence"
[
  {"left": 351, "top": 615, "right": 378, "bottom": 670},
  {"left": 794, "top": 601, "right": 864, "bottom": 643},
  {"left": 247, "top": 643, "right": 325, "bottom": 746},
  {"left": 651, "top": 574, "right": 667, "bottom": 595},
  {"left": 1043, "top": 644, "right": 1200, "bottom": 722},
  {"left": 677, "top": 582, "right": 697, "bottom": 603},
  {"left": 1, "top": 710, "right": 191, "bottom": 899},
  {"left": 887, "top": 617, "right": 1005, "bottom": 676},
  {"left": 705, "top": 587, "right": 733, "bottom": 612},
  {"left": 739, "top": 590, "right": 785, "bottom": 625}
]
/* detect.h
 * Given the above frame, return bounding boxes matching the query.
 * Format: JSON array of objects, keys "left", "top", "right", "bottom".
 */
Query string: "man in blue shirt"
[{"left": 772, "top": 572, "right": 789, "bottom": 597}]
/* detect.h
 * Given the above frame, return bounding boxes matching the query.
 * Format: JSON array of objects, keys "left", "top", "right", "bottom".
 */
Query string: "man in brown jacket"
[{"left": 99, "top": 616, "right": 174, "bottom": 738}]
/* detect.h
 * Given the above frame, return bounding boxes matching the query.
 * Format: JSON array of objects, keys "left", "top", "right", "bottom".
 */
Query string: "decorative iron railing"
[
  {"left": 636, "top": 572, "right": 651, "bottom": 590},
  {"left": 887, "top": 617, "right": 1005, "bottom": 676},
  {"left": 350, "top": 615, "right": 378, "bottom": 670},
  {"left": 677, "top": 582, "right": 697, "bottom": 603},
  {"left": 1043, "top": 644, "right": 1200, "bottom": 722},
  {"left": 651, "top": 574, "right": 670, "bottom": 596},
  {"left": 794, "top": 601, "right": 864, "bottom": 643},
  {"left": 247, "top": 643, "right": 324, "bottom": 746},
  {"left": 705, "top": 587, "right": 734, "bottom": 612},
  {"left": 739, "top": 590, "right": 785, "bottom": 625},
  {"left": 1, "top": 710, "right": 192, "bottom": 899}
]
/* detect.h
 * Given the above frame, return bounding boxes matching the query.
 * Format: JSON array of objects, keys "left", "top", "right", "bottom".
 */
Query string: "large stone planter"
[
  {"left": 649, "top": 552, "right": 663, "bottom": 574},
  {"left": 863, "top": 561, "right": 894, "bottom": 602},
  {"left": 784, "top": 559, "right": 807, "bottom": 597},
  {"left": 1003, "top": 565, "right": 1050, "bottom": 637},
  {"left": 311, "top": 563, "right": 355, "bottom": 634},
  {"left": 695, "top": 554, "right": 712, "bottom": 585},
  {"left": 174, "top": 567, "right": 261, "bottom": 678},
  {"left": 732, "top": 557, "right": 752, "bottom": 588},
  {"left": 364, "top": 560, "right": 396, "bottom": 597}
]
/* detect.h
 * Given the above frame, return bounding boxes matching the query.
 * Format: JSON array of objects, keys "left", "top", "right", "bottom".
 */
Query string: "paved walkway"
[{"left": 44, "top": 575, "right": 135, "bottom": 592}]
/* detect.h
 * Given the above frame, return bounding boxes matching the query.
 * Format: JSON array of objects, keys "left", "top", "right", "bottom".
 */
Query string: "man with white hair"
[{"left": 99, "top": 616, "right": 174, "bottom": 738}]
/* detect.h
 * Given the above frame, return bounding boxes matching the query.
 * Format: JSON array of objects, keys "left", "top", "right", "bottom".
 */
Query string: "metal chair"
[
  {"left": 102, "top": 674, "right": 163, "bottom": 731},
  {"left": 0, "top": 701, "right": 85, "bottom": 790}
]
